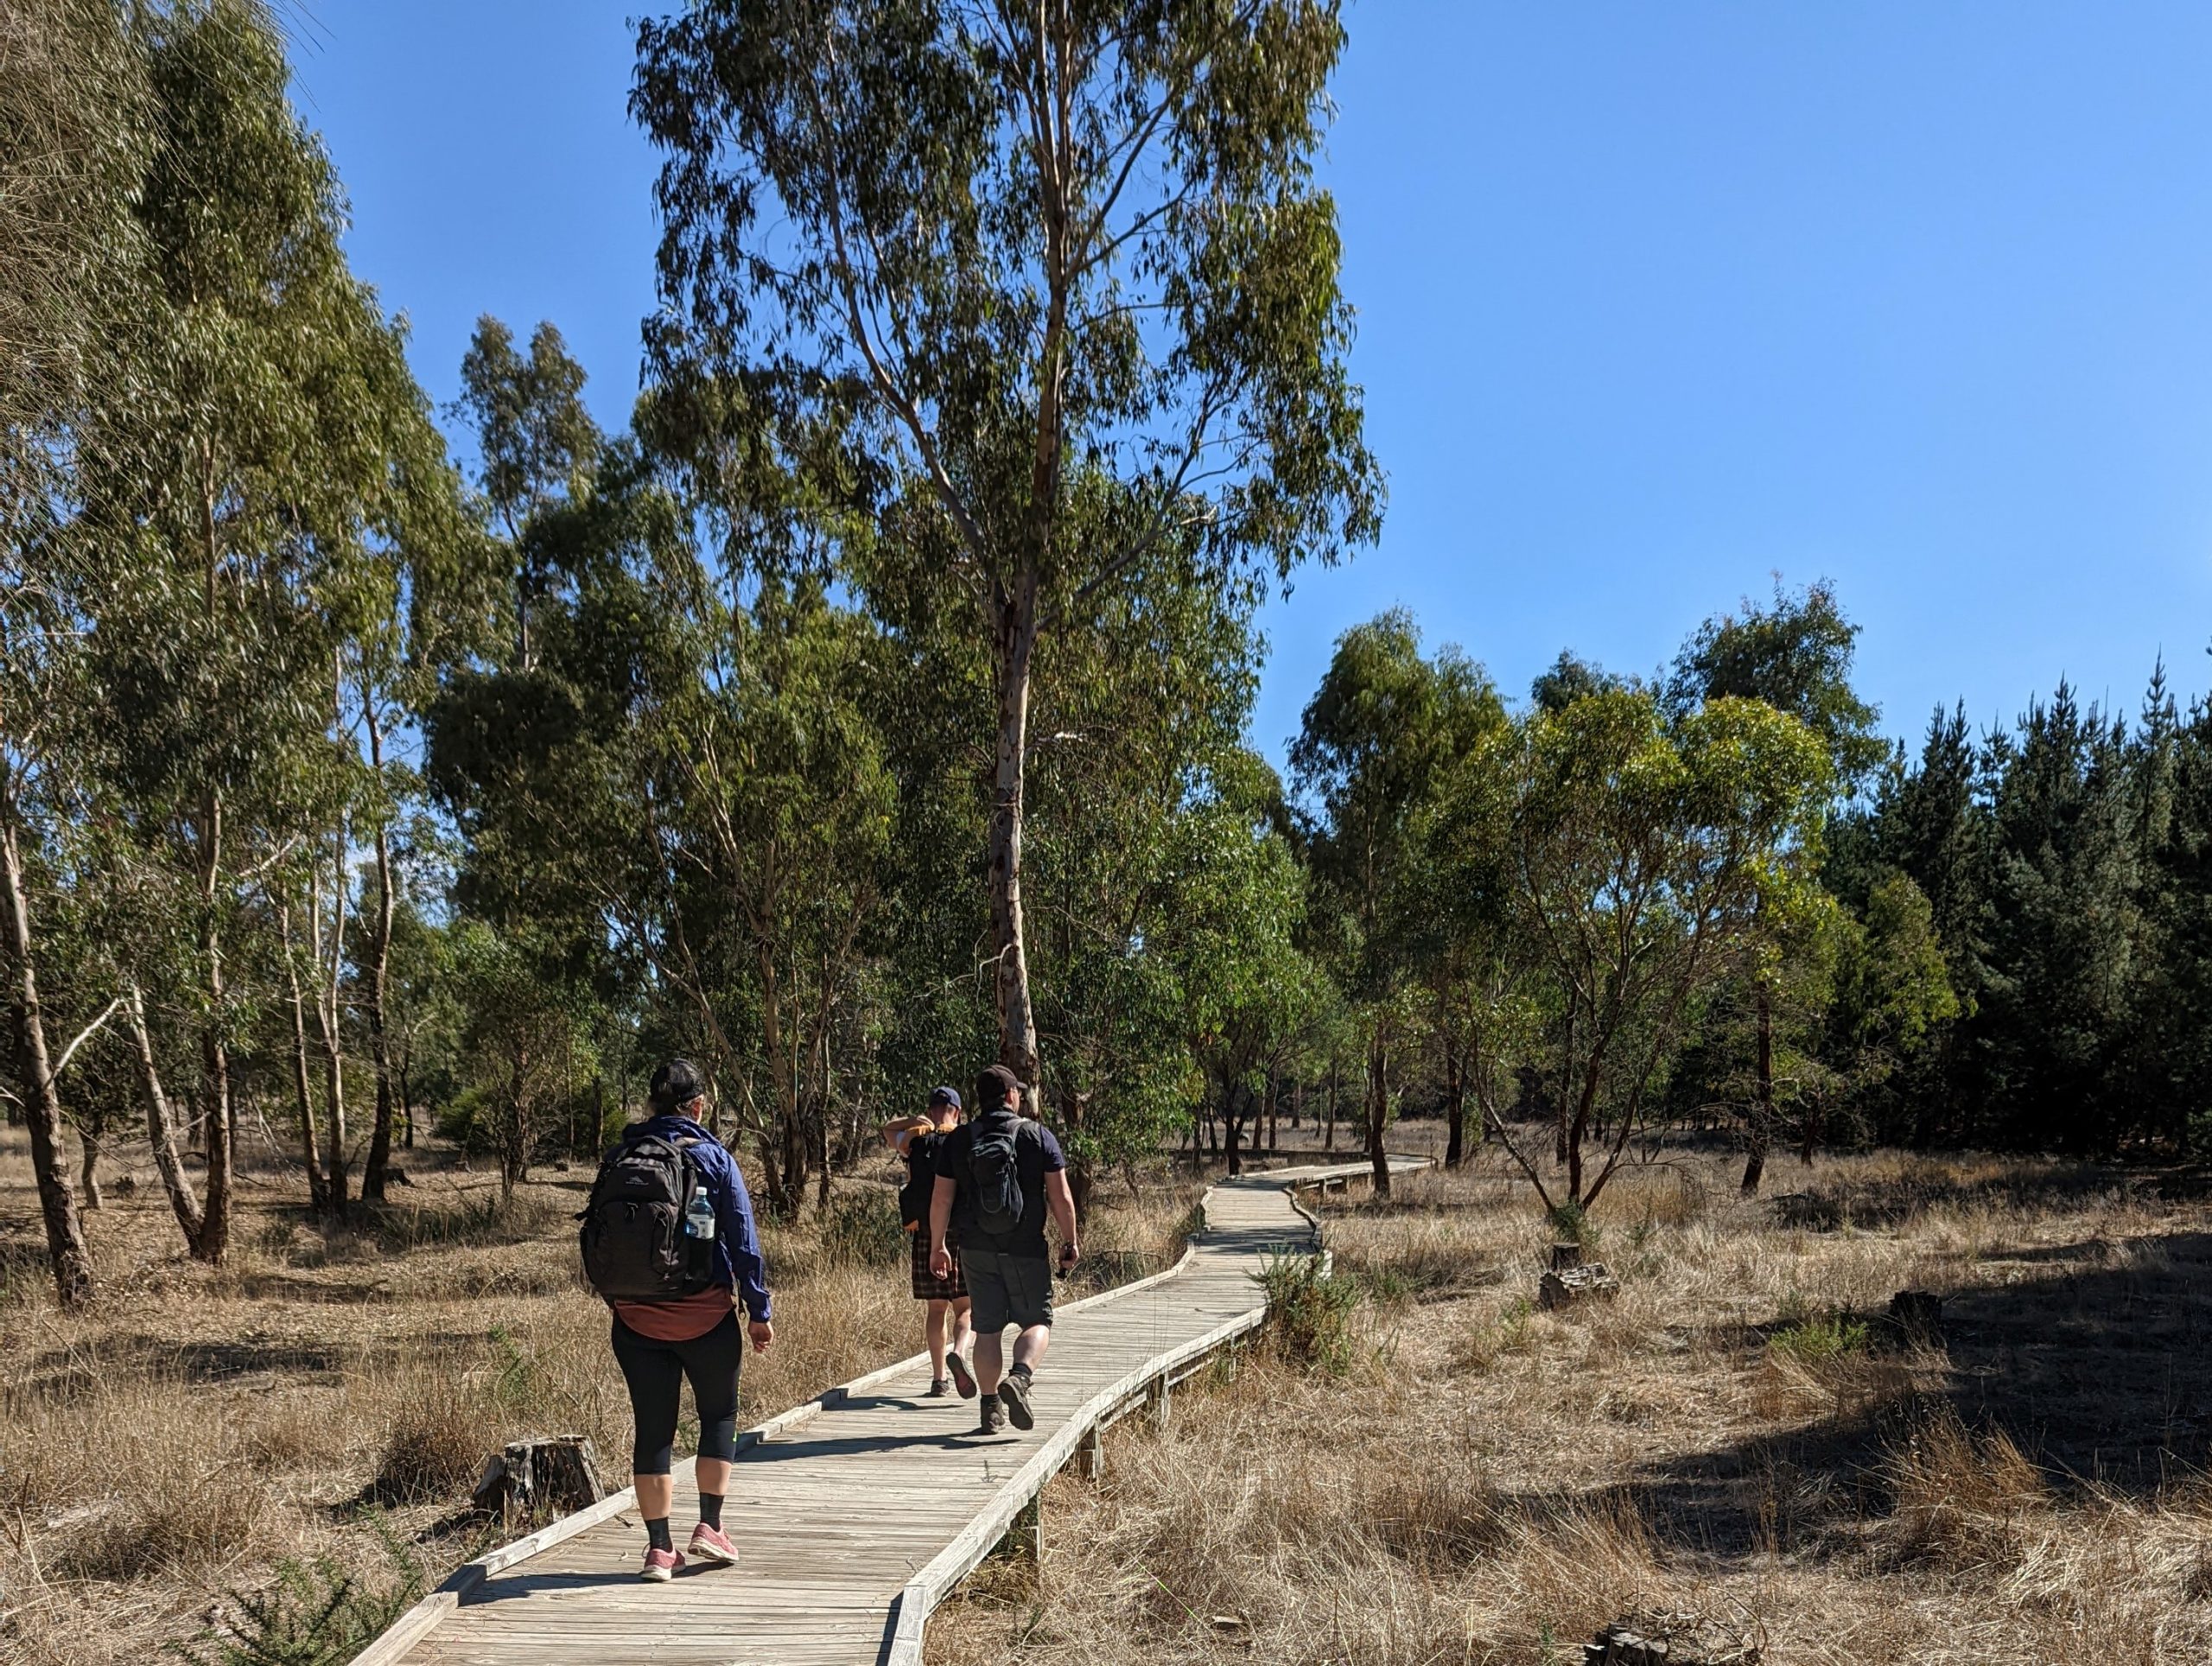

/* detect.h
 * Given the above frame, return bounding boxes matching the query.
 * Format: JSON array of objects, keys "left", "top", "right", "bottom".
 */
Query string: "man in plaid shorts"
[{"left": 882, "top": 1087, "right": 976, "bottom": 1398}]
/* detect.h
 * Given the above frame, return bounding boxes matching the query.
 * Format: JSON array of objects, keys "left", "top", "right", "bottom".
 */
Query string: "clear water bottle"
[{"left": 684, "top": 1185, "right": 715, "bottom": 1241}]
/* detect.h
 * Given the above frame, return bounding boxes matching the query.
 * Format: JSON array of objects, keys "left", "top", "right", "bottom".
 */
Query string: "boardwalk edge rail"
[{"left": 353, "top": 1155, "right": 1425, "bottom": 1666}]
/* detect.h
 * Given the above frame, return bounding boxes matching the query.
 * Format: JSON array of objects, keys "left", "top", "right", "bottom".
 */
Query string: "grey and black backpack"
[{"left": 579, "top": 1133, "right": 713, "bottom": 1300}]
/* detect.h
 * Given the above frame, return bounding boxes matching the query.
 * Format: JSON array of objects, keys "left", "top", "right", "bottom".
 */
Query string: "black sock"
[
  {"left": 981, "top": 1390, "right": 999, "bottom": 1408},
  {"left": 645, "top": 1517, "right": 672, "bottom": 1553},
  {"left": 1009, "top": 1363, "right": 1033, "bottom": 1383},
  {"left": 697, "top": 1492, "right": 723, "bottom": 1531}
]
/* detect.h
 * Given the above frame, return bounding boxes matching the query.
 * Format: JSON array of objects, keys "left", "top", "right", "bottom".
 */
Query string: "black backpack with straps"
[
  {"left": 578, "top": 1132, "right": 714, "bottom": 1300},
  {"left": 967, "top": 1111, "right": 1027, "bottom": 1237},
  {"left": 898, "top": 1133, "right": 938, "bottom": 1230}
]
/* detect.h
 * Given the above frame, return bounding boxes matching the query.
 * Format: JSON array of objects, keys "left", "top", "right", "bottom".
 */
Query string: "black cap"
[
  {"left": 649, "top": 1058, "right": 706, "bottom": 1113},
  {"left": 928, "top": 1085, "right": 963, "bottom": 1112},
  {"left": 975, "top": 1064, "right": 1023, "bottom": 1111}
]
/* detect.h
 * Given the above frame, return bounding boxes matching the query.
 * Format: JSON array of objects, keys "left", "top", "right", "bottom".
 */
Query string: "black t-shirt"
[{"left": 932, "top": 1111, "right": 1067, "bottom": 1259}]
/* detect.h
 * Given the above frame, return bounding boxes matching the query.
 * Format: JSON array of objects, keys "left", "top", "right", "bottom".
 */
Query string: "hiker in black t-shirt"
[
  {"left": 928, "top": 1065, "right": 1080, "bottom": 1434},
  {"left": 879, "top": 1086, "right": 976, "bottom": 1400}
]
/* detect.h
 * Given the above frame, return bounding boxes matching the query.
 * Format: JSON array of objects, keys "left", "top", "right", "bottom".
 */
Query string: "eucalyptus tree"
[
  {"left": 453, "top": 318, "right": 601, "bottom": 671},
  {"left": 429, "top": 441, "right": 897, "bottom": 1218},
  {"left": 633, "top": 0, "right": 1383, "bottom": 1091},
  {"left": 0, "top": 531, "right": 101, "bottom": 1303},
  {"left": 1668, "top": 579, "right": 1885, "bottom": 1188},
  {"left": 1292, "top": 612, "right": 1504, "bottom": 1194},
  {"left": 1465, "top": 691, "right": 1831, "bottom": 1216},
  {"left": 1163, "top": 761, "right": 1320, "bottom": 1180},
  {"left": 73, "top": 0, "right": 470, "bottom": 1252},
  {"left": 0, "top": 0, "right": 156, "bottom": 1303},
  {"left": 1018, "top": 525, "right": 1274, "bottom": 1205}
]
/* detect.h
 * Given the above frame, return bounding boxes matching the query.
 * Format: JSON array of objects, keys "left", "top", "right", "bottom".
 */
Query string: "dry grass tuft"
[
  {"left": 1883, "top": 1402, "right": 2045, "bottom": 1573},
  {"left": 374, "top": 1394, "right": 490, "bottom": 1506}
]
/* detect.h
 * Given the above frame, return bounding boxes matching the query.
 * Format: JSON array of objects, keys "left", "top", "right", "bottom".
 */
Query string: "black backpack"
[
  {"left": 967, "top": 1113, "right": 1027, "bottom": 1237},
  {"left": 579, "top": 1133, "right": 713, "bottom": 1300},
  {"left": 898, "top": 1134, "right": 938, "bottom": 1231}
]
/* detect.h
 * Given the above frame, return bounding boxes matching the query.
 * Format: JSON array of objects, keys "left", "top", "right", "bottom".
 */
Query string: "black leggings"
[{"left": 610, "top": 1310, "right": 743, "bottom": 1475}]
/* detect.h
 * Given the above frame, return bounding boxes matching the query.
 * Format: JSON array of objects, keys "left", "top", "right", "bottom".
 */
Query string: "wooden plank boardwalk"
[{"left": 363, "top": 1156, "right": 1427, "bottom": 1666}]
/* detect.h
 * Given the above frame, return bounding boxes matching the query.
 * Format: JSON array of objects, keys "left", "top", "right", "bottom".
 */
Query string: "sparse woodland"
[{"left": 10, "top": 3, "right": 2212, "bottom": 1663}]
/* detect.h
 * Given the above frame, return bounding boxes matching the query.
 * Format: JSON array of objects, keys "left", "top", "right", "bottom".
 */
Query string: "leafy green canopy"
[{"left": 632, "top": 0, "right": 1382, "bottom": 586}]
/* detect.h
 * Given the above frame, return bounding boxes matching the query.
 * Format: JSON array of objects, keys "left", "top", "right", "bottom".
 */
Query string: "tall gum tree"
[
  {"left": 77, "top": 0, "right": 469, "bottom": 1252},
  {"left": 633, "top": 0, "right": 1382, "bottom": 1084},
  {"left": 1292, "top": 612, "right": 1505, "bottom": 1196}
]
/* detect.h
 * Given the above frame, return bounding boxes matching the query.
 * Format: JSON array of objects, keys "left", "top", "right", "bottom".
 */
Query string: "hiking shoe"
[
  {"left": 977, "top": 1395, "right": 1007, "bottom": 1435},
  {"left": 639, "top": 1548, "right": 685, "bottom": 1582},
  {"left": 997, "top": 1370, "right": 1034, "bottom": 1431},
  {"left": 946, "top": 1351, "right": 977, "bottom": 1400},
  {"left": 686, "top": 1523, "right": 738, "bottom": 1567},
  {"left": 925, "top": 1377, "right": 952, "bottom": 1398}
]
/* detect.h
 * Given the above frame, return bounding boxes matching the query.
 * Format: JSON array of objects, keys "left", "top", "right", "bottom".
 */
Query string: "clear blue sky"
[{"left": 291, "top": 1, "right": 2212, "bottom": 767}]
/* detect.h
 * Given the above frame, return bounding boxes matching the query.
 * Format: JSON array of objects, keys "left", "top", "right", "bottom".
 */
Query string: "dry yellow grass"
[
  {"left": 0, "top": 1128, "right": 1192, "bottom": 1664},
  {"left": 925, "top": 1146, "right": 2212, "bottom": 1665}
]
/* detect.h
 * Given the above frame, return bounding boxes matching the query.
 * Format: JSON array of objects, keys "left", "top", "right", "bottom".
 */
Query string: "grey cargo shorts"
[{"left": 958, "top": 1246, "right": 1054, "bottom": 1332}]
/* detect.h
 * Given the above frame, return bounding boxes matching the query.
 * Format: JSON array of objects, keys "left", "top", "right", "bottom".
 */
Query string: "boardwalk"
[{"left": 364, "top": 1157, "right": 1426, "bottom": 1666}]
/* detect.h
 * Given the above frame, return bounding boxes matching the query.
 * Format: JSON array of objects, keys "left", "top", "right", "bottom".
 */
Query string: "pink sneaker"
[
  {"left": 639, "top": 1547, "right": 685, "bottom": 1582},
  {"left": 687, "top": 1523, "right": 739, "bottom": 1566}
]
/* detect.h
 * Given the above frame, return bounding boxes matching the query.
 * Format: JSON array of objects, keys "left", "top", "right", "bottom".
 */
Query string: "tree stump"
[
  {"left": 1550, "top": 1242, "right": 1585, "bottom": 1271},
  {"left": 1539, "top": 1262, "right": 1620, "bottom": 1310},
  {"left": 1885, "top": 1288, "right": 1945, "bottom": 1342},
  {"left": 471, "top": 1435, "right": 607, "bottom": 1524}
]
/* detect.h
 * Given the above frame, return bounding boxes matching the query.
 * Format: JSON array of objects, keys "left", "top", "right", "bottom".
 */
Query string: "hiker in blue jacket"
[{"left": 581, "top": 1059, "right": 772, "bottom": 1581}]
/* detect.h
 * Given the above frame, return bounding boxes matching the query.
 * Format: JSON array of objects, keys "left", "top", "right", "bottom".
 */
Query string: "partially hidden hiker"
[
  {"left": 579, "top": 1058, "right": 773, "bottom": 1582},
  {"left": 880, "top": 1087, "right": 977, "bottom": 1401},
  {"left": 928, "top": 1065, "right": 1079, "bottom": 1435}
]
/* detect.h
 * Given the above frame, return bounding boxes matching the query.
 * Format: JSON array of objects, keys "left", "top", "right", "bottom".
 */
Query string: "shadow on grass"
[
  {"left": 1771, "top": 1160, "right": 2149, "bottom": 1231},
  {"left": 1607, "top": 1230, "right": 2212, "bottom": 1565}
]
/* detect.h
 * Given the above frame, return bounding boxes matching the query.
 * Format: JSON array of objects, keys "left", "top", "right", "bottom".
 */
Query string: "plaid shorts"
[{"left": 910, "top": 1224, "right": 966, "bottom": 1301}]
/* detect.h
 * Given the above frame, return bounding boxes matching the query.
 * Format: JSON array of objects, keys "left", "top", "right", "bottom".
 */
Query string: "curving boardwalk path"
[{"left": 362, "top": 1156, "right": 1427, "bottom": 1666}]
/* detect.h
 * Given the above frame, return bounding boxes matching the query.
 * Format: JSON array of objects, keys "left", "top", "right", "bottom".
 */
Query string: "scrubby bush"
[{"left": 1257, "top": 1253, "right": 1360, "bottom": 1374}]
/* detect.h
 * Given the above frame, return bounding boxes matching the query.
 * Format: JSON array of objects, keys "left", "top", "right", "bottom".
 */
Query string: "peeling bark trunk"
[
  {"left": 277, "top": 905, "right": 328, "bottom": 1214},
  {"left": 127, "top": 982, "right": 205, "bottom": 1244},
  {"left": 1554, "top": 993, "right": 1575, "bottom": 1167},
  {"left": 987, "top": 570, "right": 1043, "bottom": 1091},
  {"left": 361, "top": 703, "right": 398, "bottom": 1201},
  {"left": 2, "top": 809, "right": 92, "bottom": 1306},
  {"left": 194, "top": 791, "right": 234, "bottom": 1263},
  {"left": 310, "top": 861, "right": 347, "bottom": 1219}
]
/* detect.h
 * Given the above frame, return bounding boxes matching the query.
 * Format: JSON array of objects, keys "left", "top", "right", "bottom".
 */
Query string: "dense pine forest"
[{"left": 8, "top": 0, "right": 2212, "bottom": 1328}]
